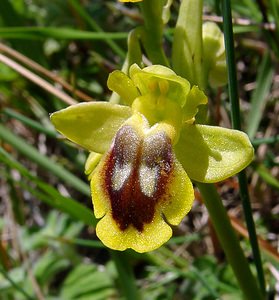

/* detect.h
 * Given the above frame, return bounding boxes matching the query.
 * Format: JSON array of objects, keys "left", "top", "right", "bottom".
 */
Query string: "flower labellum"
[{"left": 91, "top": 113, "right": 193, "bottom": 252}]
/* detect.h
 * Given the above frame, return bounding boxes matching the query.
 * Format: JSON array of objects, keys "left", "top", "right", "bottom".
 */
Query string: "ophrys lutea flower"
[{"left": 50, "top": 64, "right": 254, "bottom": 253}]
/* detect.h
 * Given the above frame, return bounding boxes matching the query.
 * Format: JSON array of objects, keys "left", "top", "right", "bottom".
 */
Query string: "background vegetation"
[{"left": 0, "top": 0, "right": 278, "bottom": 299}]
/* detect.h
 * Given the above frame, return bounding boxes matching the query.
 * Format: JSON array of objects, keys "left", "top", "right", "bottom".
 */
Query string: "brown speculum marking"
[{"left": 104, "top": 125, "right": 174, "bottom": 232}]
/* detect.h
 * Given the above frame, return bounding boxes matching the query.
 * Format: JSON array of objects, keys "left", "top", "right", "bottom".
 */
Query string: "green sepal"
[
  {"left": 50, "top": 102, "right": 132, "bottom": 154},
  {"left": 175, "top": 124, "right": 254, "bottom": 182}
]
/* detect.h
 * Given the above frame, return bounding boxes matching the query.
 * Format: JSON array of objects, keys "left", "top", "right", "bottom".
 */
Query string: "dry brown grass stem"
[
  {"left": 0, "top": 53, "right": 77, "bottom": 105},
  {"left": 203, "top": 15, "right": 276, "bottom": 31},
  {"left": 0, "top": 43, "right": 94, "bottom": 102}
]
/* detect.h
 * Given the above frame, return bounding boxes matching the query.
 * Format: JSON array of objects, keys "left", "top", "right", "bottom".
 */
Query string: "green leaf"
[
  {"left": 61, "top": 263, "right": 115, "bottom": 300},
  {"left": 0, "top": 266, "right": 34, "bottom": 300},
  {"left": 175, "top": 124, "right": 254, "bottom": 182},
  {"left": 20, "top": 211, "right": 84, "bottom": 251},
  {"left": 35, "top": 182, "right": 96, "bottom": 227},
  {"left": 33, "top": 251, "right": 70, "bottom": 287},
  {"left": 50, "top": 102, "right": 132, "bottom": 154}
]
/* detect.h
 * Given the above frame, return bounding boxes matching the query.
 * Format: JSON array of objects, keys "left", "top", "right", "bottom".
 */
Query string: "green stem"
[
  {"left": 221, "top": 2, "right": 240, "bottom": 130},
  {"left": 109, "top": 29, "right": 143, "bottom": 104},
  {"left": 222, "top": 0, "right": 266, "bottom": 295},
  {"left": 139, "top": 0, "right": 169, "bottom": 66},
  {"left": 110, "top": 251, "right": 141, "bottom": 300},
  {"left": 126, "top": 28, "right": 144, "bottom": 69},
  {"left": 197, "top": 183, "right": 263, "bottom": 300}
]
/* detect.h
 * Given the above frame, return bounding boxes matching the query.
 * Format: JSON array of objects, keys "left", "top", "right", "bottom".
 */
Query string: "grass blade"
[
  {"left": 0, "top": 27, "right": 128, "bottom": 40},
  {"left": 0, "top": 266, "right": 35, "bottom": 300},
  {"left": 246, "top": 52, "right": 274, "bottom": 139},
  {"left": 0, "top": 124, "right": 90, "bottom": 196},
  {"left": 222, "top": 0, "right": 266, "bottom": 294},
  {"left": 0, "top": 147, "right": 95, "bottom": 227},
  {"left": 3, "top": 108, "right": 58, "bottom": 138},
  {"left": 253, "top": 163, "right": 279, "bottom": 190},
  {"left": 252, "top": 135, "right": 279, "bottom": 146}
]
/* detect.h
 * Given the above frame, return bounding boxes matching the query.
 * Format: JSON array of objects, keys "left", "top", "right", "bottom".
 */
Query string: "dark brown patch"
[{"left": 103, "top": 125, "right": 174, "bottom": 232}]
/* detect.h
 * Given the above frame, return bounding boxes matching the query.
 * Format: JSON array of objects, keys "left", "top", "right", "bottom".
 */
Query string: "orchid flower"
[{"left": 50, "top": 64, "right": 254, "bottom": 253}]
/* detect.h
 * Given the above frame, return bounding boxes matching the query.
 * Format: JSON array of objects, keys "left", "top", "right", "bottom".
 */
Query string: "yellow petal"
[
  {"left": 96, "top": 212, "right": 172, "bottom": 253},
  {"left": 91, "top": 166, "right": 110, "bottom": 219},
  {"left": 161, "top": 159, "right": 194, "bottom": 226}
]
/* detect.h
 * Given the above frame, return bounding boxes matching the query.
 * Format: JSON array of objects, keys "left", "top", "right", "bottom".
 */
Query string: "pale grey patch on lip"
[
  {"left": 111, "top": 162, "right": 133, "bottom": 191},
  {"left": 139, "top": 164, "right": 159, "bottom": 197}
]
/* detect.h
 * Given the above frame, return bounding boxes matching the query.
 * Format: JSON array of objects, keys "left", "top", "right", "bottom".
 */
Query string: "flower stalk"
[
  {"left": 139, "top": 0, "right": 169, "bottom": 66},
  {"left": 197, "top": 183, "right": 263, "bottom": 300}
]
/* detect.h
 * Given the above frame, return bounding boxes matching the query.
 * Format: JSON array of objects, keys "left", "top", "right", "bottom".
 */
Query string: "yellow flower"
[{"left": 50, "top": 64, "right": 254, "bottom": 253}]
